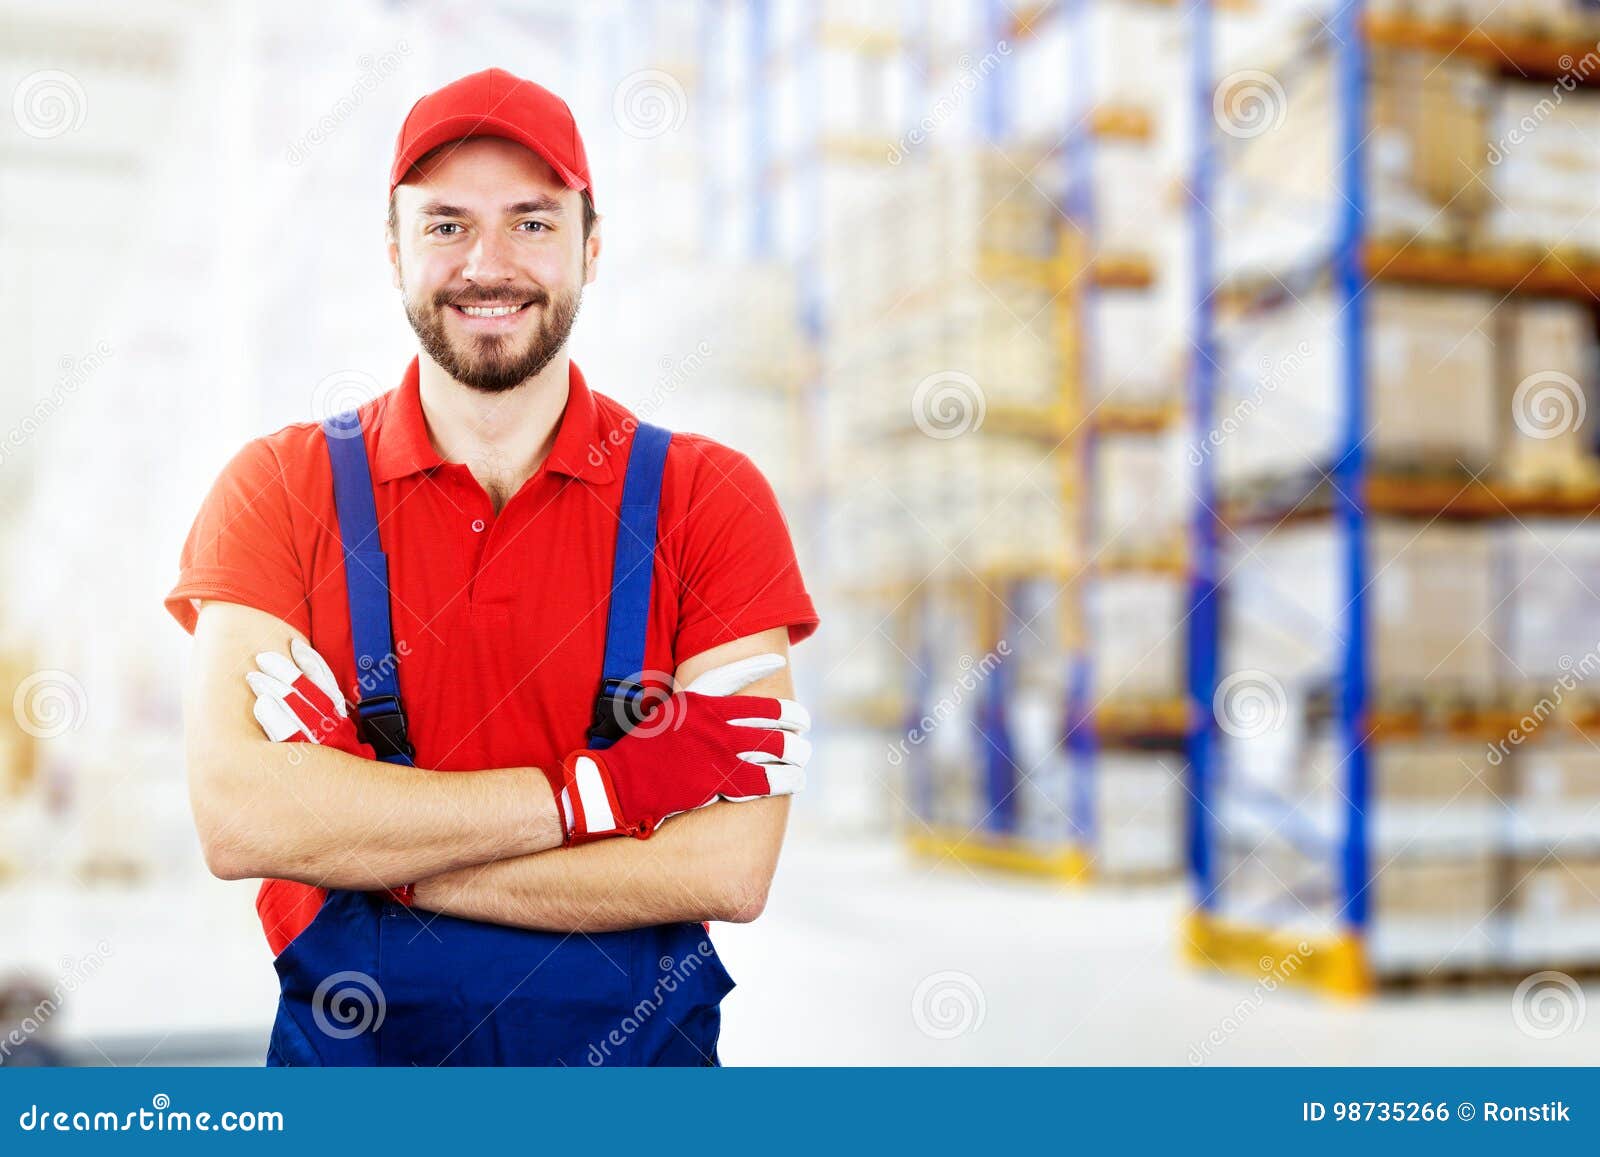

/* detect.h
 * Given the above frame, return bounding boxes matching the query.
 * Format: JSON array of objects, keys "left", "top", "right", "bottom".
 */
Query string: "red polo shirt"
[{"left": 166, "top": 357, "right": 818, "bottom": 950}]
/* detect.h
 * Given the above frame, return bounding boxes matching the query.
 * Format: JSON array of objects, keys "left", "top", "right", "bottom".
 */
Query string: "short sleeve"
[
  {"left": 164, "top": 437, "right": 309, "bottom": 637},
  {"left": 669, "top": 440, "right": 819, "bottom": 664}
]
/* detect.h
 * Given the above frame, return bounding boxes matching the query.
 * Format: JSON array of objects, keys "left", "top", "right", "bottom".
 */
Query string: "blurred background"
[{"left": 4, "top": 0, "right": 1600, "bottom": 1065}]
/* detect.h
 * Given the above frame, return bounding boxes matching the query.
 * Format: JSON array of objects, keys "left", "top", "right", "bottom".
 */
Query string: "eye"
[
  {"left": 430, "top": 222, "right": 463, "bottom": 236},
  {"left": 518, "top": 220, "right": 549, "bottom": 232}
]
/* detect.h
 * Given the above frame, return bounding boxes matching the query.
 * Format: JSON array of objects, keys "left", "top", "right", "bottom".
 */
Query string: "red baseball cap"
[{"left": 389, "top": 67, "right": 593, "bottom": 205}]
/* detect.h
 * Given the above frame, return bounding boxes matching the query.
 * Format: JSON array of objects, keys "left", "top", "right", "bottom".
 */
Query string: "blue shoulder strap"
[
  {"left": 587, "top": 422, "right": 673, "bottom": 750},
  {"left": 321, "top": 411, "right": 415, "bottom": 766}
]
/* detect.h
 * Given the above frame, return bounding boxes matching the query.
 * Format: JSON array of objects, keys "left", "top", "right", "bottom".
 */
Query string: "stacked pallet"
[
  {"left": 825, "top": 148, "right": 1077, "bottom": 586},
  {"left": 824, "top": 143, "right": 1081, "bottom": 857},
  {"left": 1191, "top": 9, "right": 1600, "bottom": 990},
  {"left": 1217, "top": 288, "right": 1598, "bottom": 488}
]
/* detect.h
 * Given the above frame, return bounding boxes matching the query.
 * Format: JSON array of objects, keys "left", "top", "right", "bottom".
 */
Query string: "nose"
[{"left": 461, "top": 227, "right": 518, "bottom": 286}]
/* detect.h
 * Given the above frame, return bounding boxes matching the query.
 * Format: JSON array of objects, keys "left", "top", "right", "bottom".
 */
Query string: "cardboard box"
[
  {"left": 1089, "top": 575, "right": 1187, "bottom": 701},
  {"left": 1493, "top": 522, "right": 1600, "bottom": 687},
  {"left": 1368, "top": 288, "right": 1499, "bottom": 470},
  {"left": 1094, "top": 754, "right": 1183, "bottom": 876},
  {"left": 1218, "top": 287, "right": 1498, "bottom": 483},
  {"left": 1303, "top": 736, "right": 1503, "bottom": 854},
  {"left": 1094, "top": 433, "right": 1188, "bottom": 557},
  {"left": 1229, "top": 49, "right": 1489, "bottom": 244},
  {"left": 1496, "top": 299, "right": 1599, "bottom": 485},
  {"left": 1373, "top": 857, "right": 1499, "bottom": 919},
  {"left": 1371, "top": 521, "right": 1499, "bottom": 698}
]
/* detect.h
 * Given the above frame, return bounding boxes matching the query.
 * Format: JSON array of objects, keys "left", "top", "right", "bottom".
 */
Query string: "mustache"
[{"left": 438, "top": 287, "right": 549, "bottom": 308}]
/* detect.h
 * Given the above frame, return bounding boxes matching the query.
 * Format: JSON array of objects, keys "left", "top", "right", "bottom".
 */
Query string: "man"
[{"left": 164, "top": 68, "right": 819, "bottom": 1066}]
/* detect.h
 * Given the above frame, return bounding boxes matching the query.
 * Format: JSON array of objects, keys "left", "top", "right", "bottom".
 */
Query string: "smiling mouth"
[{"left": 449, "top": 301, "right": 534, "bottom": 319}]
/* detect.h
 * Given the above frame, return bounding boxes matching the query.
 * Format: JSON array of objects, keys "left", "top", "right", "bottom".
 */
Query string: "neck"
[{"left": 415, "top": 351, "right": 571, "bottom": 511}]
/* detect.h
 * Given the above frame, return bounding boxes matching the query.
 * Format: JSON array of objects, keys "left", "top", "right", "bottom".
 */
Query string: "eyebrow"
[{"left": 416, "top": 196, "right": 566, "bottom": 219}]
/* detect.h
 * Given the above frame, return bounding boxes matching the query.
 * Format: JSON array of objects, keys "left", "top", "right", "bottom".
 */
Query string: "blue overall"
[{"left": 264, "top": 412, "right": 734, "bottom": 1067}]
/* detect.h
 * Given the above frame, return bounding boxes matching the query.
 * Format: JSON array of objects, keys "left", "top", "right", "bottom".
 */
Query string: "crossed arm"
[{"left": 184, "top": 600, "right": 793, "bottom": 932}]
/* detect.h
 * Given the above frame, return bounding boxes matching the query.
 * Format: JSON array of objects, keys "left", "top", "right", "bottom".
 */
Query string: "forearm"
[
  {"left": 189, "top": 734, "right": 563, "bottom": 888},
  {"left": 411, "top": 795, "right": 790, "bottom": 933}
]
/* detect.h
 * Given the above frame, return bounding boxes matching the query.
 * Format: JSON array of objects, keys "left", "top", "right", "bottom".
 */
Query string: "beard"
[{"left": 402, "top": 272, "right": 583, "bottom": 394}]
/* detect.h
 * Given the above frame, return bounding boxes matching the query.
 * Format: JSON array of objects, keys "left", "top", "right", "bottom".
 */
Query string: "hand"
[
  {"left": 546, "top": 653, "right": 811, "bottom": 846},
  {"left": 246, "top": 639, "right": 414, "bottom": 905},
  {"left": 246, "top": 639, "right": 375, "bottom": 760}
]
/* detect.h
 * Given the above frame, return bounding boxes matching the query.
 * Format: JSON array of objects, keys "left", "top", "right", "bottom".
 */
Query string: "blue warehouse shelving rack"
[
  {"left": 1058, "top": 0, "right": 1190, "bottom": 884},
  {"left": 1184, "top": 1, "right": 1600, "bottom": 994},
  {"left": 903, "top": 0, "right": 1178, "bottom": 884}
]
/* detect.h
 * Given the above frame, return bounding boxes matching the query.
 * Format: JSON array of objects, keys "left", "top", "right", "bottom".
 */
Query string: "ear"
[
  {"left": 583, "top": 214, "right": 602, "bottom": 285},
  {"left": 386, "top": 229, "right": 402, "bottom": 291}
]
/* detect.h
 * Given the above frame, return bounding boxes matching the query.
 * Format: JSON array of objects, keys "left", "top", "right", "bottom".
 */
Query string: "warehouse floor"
[
  {"left": 8, "top": 831, "right": 1599, "bottom": 1066},
  {"left": 714, "top": 832, "right": 1600, "bottom": 1066}
]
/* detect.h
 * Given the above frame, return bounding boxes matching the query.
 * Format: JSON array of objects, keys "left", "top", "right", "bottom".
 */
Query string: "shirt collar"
[{"left": 372, "top": 356, "right": 616, "bottom": 486}]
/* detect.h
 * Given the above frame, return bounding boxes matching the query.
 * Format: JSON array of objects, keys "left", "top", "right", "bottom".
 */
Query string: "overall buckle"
[
  {"left": 589, "top": 677, "right": 651, "bottom": 746},
  {"left": 356, "top": 695, "right": 415, "bottom": 761}
]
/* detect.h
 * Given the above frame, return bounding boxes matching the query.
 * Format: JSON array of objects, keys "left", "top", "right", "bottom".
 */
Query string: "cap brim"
[{"left": 390, "top": 113, "right": 587, "bottom": 194}]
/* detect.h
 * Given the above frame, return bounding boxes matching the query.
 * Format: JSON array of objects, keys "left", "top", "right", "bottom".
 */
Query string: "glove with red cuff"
[
  {"left": 546, "top": 653, "right": 812, "bottom": 846},
  {"left": 245, "top": 639, "right": 413, "bottom": 906}
]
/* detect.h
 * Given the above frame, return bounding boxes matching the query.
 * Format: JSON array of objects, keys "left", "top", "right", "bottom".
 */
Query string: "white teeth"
[{"left": 459, "top": 303, "right": 523, "bottom": 318}]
